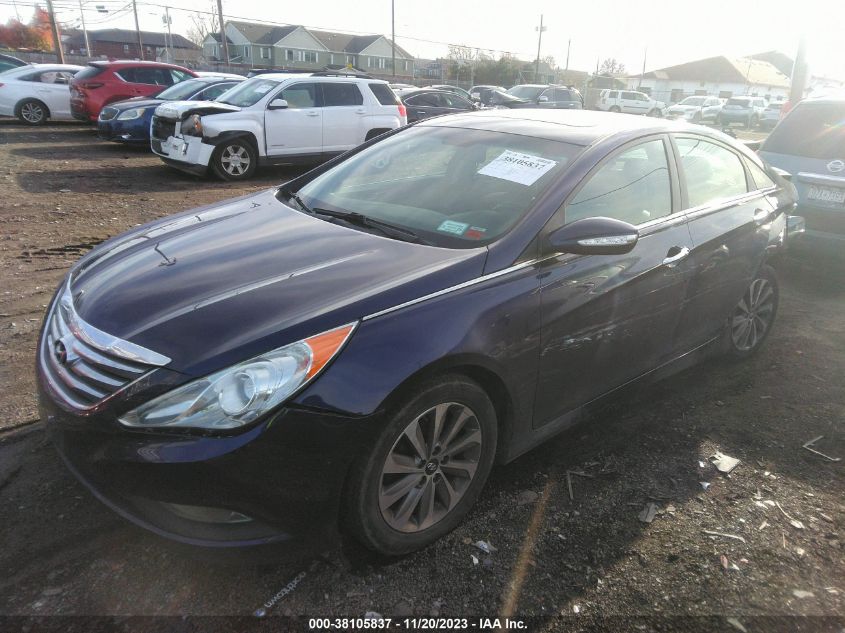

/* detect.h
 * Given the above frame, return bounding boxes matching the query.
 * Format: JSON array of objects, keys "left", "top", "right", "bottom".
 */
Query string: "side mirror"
[
  {"left": 268, "top": 98, "right": 288, "bottom": 110},
  {"left": 538, "top": 95, "right": 549, "bottom": 103},
  {"left": 547, "top": 217, "right": 639, "bottom": 255},
  {"left": 743, "top": 139, "right": 762, "bottom": 152}
]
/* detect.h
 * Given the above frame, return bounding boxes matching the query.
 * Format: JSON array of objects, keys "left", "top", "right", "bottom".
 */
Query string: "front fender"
[{"left": 201, "top": 116, "right": 265, "bottom": 155}]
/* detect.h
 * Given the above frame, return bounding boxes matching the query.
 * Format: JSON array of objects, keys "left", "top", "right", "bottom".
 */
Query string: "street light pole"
[{"left": 534, "top": 14, "right": 546, "bottom": 82}]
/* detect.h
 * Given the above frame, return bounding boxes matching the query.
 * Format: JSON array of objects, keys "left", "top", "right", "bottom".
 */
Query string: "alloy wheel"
[
  {"left": 378, "top": 402, "right": 482, "bottom": 533},
  {"left": 20, "top": 102, "right": 44, "bottom": 124},
  {"left": 220, "top": 145, "right": 251, "bottom": 177},
  {"left": 731, "top": 278, "right": 775, "bottom": 351}
]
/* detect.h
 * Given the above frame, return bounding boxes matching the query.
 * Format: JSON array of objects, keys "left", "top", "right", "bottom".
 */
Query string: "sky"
[{"left": 3, "top": 0, "right": 844, "bottom": 79}]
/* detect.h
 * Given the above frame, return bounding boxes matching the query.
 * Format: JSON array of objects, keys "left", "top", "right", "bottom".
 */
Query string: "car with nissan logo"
[{"left": 759, "top": 96, "right": 845, "bottom": 261}]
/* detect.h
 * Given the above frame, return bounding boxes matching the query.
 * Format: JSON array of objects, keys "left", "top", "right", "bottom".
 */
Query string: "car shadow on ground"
[{"left": 0, "top": 262, "right": 842, "bottom": 618}]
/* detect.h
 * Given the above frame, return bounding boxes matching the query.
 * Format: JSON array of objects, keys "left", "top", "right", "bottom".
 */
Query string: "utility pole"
[
  {"left": 639, "top": 46, "right": 647, "bottom": 88},
  {"left": 789, "top": 36, "right": 809, "bottom": 107},
  {"left": 534, "top": 14, "right": 546, "bottom": 82},
  {"left": 564, "top": 38, "right": 571, "bottom": 74},
  {"left": 78, "top": 0, "right": 91, "bottom": 58},
  {"left": 163, "top": 6, "right": 172, "bottom": 62},
  {"left": 217, "top": 0, "right": 229, "bottom": 64},
  {"left": 45, "top": 0, "right": 64, "bottom": 64},
  {"left": 132, "top": 0, "right": 144, "bottom": 60},
  {"left": 391, "top": 0, "right": 396, "bottom": 77}
]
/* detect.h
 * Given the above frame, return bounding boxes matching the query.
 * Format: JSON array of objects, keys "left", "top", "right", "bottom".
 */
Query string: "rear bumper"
[{"left": 70, "top": 100, "right": 94, "bottom": 122}]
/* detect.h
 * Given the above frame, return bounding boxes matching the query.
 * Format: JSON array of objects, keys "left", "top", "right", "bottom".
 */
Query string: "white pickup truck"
[{"left": 151, "top": 72, "right": 407, "bottom": 180}]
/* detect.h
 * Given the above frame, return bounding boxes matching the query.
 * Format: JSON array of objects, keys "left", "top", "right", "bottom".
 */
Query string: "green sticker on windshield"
[{"left": 437, "top": 220, "right": 469, "bottom": 235}]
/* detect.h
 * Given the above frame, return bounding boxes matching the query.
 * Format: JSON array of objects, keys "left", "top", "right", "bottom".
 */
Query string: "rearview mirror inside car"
[
  {"left": 268, "top": 98, "right": 289, "bottom": 110},
  {"left": 547, "top": 217, "right": 639, "bottom": 255}
]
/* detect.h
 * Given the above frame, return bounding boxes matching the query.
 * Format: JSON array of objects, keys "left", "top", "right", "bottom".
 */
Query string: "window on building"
[
  {"left": 675, "top": 136, "right": 748, "bottom": 208},
  {"left": 378, "top": 58, "right": 386, "bottom": 69},
  {"left": 346, "top": 55, "right": 354, "bottom": 65},
  {"left": 123, "top": 44, "right": 129, "bottom": 54},
  {"left": 286, "top": 49, "right": 294, "bottom": 61},
  {"left": 329, "top": 54, "right": 334, "bottom": 64},
  {"left": 303, "top": 51, "right": 317, "bottom": 63},
  {"left": 260, "top": 47, "right": 270, "bottom": 59},
  {"left": 566, "top": 139, "right": 672, "bottom": 226},
  {"left": 244, "top": 45, "right": 251, "bottom": 59}
]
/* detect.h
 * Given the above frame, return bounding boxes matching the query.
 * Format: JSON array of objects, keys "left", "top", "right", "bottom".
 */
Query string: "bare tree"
[
  {"left": 598, "top": 57, "right": 626, "bottom": 76},
  {"left": 185, "top": 3, "right": 219, "bottom": 48}
]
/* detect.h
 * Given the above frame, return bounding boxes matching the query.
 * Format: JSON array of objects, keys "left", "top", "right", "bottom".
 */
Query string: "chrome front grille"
[
  {"left": 99, "top": 107, "right": 118, "bottom": 121},
  {"left": 40, "top": 282, "right": 171, "bottom": 411}
]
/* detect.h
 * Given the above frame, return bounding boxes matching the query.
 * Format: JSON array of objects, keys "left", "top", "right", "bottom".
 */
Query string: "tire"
[
  {"left": 210, "top": 138, "right": 257, "bottom": 181},
  {"left": 345, "top": 374, "right": 498, "bottom": 555},
  {"left": 727, "top": 264, "right": 779, "bottom": 359},
  {"left": 609, "top": 106, "right": 621, "bottom": 113},
  {"left": 748, "top": 115, "right": 759, "bottom": 129},
  {"left": 648, "top": 108, "right": 660, "bottom": 117},
  {"left": 16, "top": 99, "right": 48, "bottom": 125}
]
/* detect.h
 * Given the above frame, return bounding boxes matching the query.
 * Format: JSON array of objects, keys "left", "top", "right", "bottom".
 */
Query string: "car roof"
[
  {"left": 248, "top": 72, "right": 386, "bottom": 83},
  {"left": 90, "top": 60, "right": 192, "bottom": 70},
  {"left": 417, "top": 108, "right": 728, "bottom": 147},
  {"left": 6, "top": 63, "right": 83, "bottom": 73}
]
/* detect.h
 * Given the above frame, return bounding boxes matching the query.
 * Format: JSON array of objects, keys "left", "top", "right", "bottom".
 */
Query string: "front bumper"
[
  {"left": 97, "top": 118, "right": 149, "bottom": 143},
  {"left": 152, "top": 132, "right": 215, "bottom": 172},
  {"left": 38, "top": 372, "right": 377, "bottom": 548}
]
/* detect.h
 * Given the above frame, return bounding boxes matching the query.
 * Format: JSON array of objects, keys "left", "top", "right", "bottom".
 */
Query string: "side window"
[
  {"left": 566, "top": 139, "right": 672, "bottom": 226},
  {"left": 553, "top": 88, "right": 571, "bottom": 101},
  {"left": 745, "top": 159, "right": 776, "bottom": 190},
  {"left": 636, "top": 93, "right": 648, "bottom": 101},
  {"left": 200, "top": 83, "right": 233, "bottom": 100},
  {"left": 676, "top": 137, "right": 748, "bottom": 208},
  {"left": 540, "top": 88, "right": 555, "bottom": 101},
  {"left": 170, "top": 70, "right": 191, "bottom": 83},
  {"left": 322, "top": 83, "right": 363, "bottom": 107},
  {"left": 621, "top": 91, "right": 636, "bottom": 100},
  {"left": 369, "top": 82, "right": 399, "bottom": 105},
  {"left": 608, "top": 90, "right": 617, "bottom": 99},
  {"left": 115, "top": 68, "right": 135, "bottom": 82},
  {"left": 280, "top": 83, "right": 318, "bottom": 109},
  {"left": 441, "top": 92, "right": 470, "bottom": 109}
]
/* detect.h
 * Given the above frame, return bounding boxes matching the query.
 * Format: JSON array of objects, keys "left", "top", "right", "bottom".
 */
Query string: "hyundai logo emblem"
[
  {"left": 54, "top": 340, "right": 68, "bottom": 365},
  {"left": 827, "top": 159, "right": 845, "bottom": 174}
]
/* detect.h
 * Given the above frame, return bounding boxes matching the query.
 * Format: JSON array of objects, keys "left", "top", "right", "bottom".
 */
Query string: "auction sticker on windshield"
[{"left": 477, "top": 150, "right": 557, "bottom": 186}]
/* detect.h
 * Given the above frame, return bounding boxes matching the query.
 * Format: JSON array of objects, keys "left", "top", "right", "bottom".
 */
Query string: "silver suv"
[
  {"left": 151, "top": 72, "right": 407, "bottom": 180},
  {"left": 597, "top": 89, "right": 666, "bottom": 116},
  {"left": 717, "top": 96, "right": 767, "bottom": 129}
]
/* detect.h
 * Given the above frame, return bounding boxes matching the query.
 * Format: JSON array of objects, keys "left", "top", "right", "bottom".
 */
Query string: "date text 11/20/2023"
[{"left": 308, "top": 617, "right": 528, "bottom": 630}]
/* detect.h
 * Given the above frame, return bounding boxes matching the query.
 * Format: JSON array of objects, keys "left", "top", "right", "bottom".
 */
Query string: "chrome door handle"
[
  {"left": 355, "top": 108, "right": 366, "bottom": 114},
  {"left": 754, "top": 208, "right": 773, "bottom": 223},
  {"left": 305, "top": 111, "right": 320, "bottom": 117},
  {"left": 663, "top": 246, "right": 690, "bottom": 267}
]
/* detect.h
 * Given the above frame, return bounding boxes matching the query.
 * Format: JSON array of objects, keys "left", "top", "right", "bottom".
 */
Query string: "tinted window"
[
  {"left": 323, "top": 82, "right": 363, "bottom": 106},
  {"left": 762, "top": 101, "right": 845, "bottom": 159},
  {"left": 75, "top": 65, "right": 104, "bottom": 80},
  {"left": 200, "top": 83, "right": 235, "bottom": 100},
  {"left": 296, "top": 126, "right": 580, "bottom": 248},
  {"left": 280, "top": 83, "right": 318, "bottom": 108},
  {"left": 567, "top": 139, "right": 672, "bottom": 226},
  {"left": 440, "top": 92, "right": 471, "bottom": 109},
  {"left": 676, "top": 137, "right": 747, "bottom": 208},
  {"left": 745, "top": 159, "right": 776, "bottom": 190},
  {"left": 157, "top": 78, "right": 208, "bottom": 100},
  {"left": 369, "top": 82, "right": 399, "bottom": 105},
  {"left": 507, "top": 86, "right": 544, "bottom": 100},
  {"left": 553, "top": 89, "right": 573, "bottom": 101},
  {"left": 621, "top": 91, "right": 637, "bottom": 100},
  {"left": 726, "top": 98, "right": 751, "bottom": 107},
  {"left": 608, "top": 90, "right": 618, "bottom": 98},
  {"left": 122, "top": 67, "right": 173, "bottom": 85},
  {"left": 170, "top": 69, "right": 192, "bottom": 83}
]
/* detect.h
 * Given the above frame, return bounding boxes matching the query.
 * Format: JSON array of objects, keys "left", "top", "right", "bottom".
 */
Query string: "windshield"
[
  {"left": 156, "top": 79, "right": 209, "bottom": 100},
  {"left": 292, "top": 126, "right": 581, "bottom": 247},
  {"left": 762, "top": 101, "right": 845, "bottom": 159},
  {"left": 507, "top": 86, "right": 544, "bottom": 100},
  {"left": 680, "top": 97, "right": 706, "bottom": 106},
  {"left": 215, "top": 78, "right": 279, "bottom": 107}
]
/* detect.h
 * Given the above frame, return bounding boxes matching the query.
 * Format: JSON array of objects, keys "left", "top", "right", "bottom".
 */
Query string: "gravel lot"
[{"left": 0, "top": 121, "right": 842, "bottom": 629}]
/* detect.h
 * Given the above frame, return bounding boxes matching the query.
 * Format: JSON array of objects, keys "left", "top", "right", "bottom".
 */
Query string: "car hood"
[
  {"left": 68, "top": 189, "right": 485, "bottom": 376},
  {"left": 108, "top": 97, "right": 164, "bottom": 111},
  {"left": 154, "top": 100, "right": 241, "bottom": 120}
]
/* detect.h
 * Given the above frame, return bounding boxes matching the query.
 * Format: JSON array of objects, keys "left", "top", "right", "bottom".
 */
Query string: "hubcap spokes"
[
  {"left": 221, "top": 146, "right": 250, "bottom": 175},
  {"left": 22, "top": 103, "right": 42, "bottom": 122},
  {"left": 732, "top": 278, "right": 774, "bottom": 351},
  {"left": 379, "top": 402, "right": 482, "bottom": 533}
]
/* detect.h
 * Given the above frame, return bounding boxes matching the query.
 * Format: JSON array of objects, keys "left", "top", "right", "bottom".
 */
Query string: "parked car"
[
  {"left": 0, "top": 64, "right": 83, "bottom": 125},
  {"left": 759, "top": 102, "right": 784, "bottom": 129},
  {"left": 389, "top": 83, "right": 416, "bottom": 91},
  {"left": 400, "top": 88, "right": 476, "bottom": 122},
  {"left": 151, "top": 72, "right": 407, "bottom": 180},
  {"left": 97, "top": 76, "right": 244, "bottom": 144},
  {"left": 194, "top": 71, "right": 245, "bottom": 80},
  {"left": 759, "top": 97, "right": 845, "bottom": 261},
  {"left": 469, "top": 85, "right": 506, "bottom": 106},
  {"left": 665, "top": 95, "right": 722, "bottom": 123},
  {"left": 717, "top": 96, "right": 767, "bottom": 128},
  {"left": 506, "top": 84, "right": 583, "bottom": 109},
  {"left": 430, "top": 84, "right": 474, "bottom": 101},
  {"left": 597, "top": 89, "right": 665, "bottom": 116},
  {"left": 0, "top": 52, "right": 28, "bottom": 73},
  {"left": 70, "top": 60, "right": 198, "bottom": 122},
  {"left": 39, "top": 109, "right": 795, "bottom": 555}
]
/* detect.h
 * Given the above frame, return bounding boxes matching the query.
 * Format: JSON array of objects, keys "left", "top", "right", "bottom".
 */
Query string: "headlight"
[
  {"left": 180, "top": 114, "right": 203, "bottom": 137},
  {"left": 116, "top": 107, "right": 147, "bottom": 120},
  {"left": 119, "top": 323, "right": 356, "bottom": 430}
]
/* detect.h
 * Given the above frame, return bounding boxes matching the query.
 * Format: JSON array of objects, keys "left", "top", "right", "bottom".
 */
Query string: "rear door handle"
[
  {"left": 305, "top": 110, "right": 320, "bottom": 117},
  {"left": 663, "top": 246, "right": 690, "bottom": 267},
  {"left": 355, "top": 108, "right": 366, "bottom": 114},
  {"left": 754, "top": 207, "right": 773, "bottom": 224}
]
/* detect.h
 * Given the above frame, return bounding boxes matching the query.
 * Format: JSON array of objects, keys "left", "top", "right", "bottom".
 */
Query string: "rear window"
[
  {"left": 726, "top": 98, "right": 751, "bottom": 106},
  {"left": 762, "top": 101, "right": 845, "bottom": 159},
  {"left": 369, "top": 82, "right": 399, "bottom": 105},
  {"left": 75, "top": 65, "right": 105, "bottom": 80}
]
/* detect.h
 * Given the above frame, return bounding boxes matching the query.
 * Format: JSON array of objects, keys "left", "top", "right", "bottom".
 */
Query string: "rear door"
[
  {"left": 264, "top": 82, "right": 323, "bottom": 156},
  {"left": 534, "top": 136, "right": 694, "bottom": 426},
  {"left": 404, "top": 93, "right": 446, "bottom": 122},
  {"left": 321, "top": 82, "right": 366, "bottom": 152},
  {"left": 672, "top": 134, "right": 775, "bottom": 350},
  {"left": 32, "top": 70, "right": 75, "bottom": 117}
]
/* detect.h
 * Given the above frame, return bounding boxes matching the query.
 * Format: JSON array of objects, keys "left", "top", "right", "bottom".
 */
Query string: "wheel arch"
[{"left": 15, "top": 97, "right": 50, "bottom": 119}]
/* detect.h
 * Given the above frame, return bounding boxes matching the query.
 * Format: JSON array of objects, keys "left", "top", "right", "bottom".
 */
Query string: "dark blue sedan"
[
  {"left": 96, "top": 76, "right": 243, "bottom": 144},
  {"left": 38, "top": 110, "right": 796, "bottom": 555}
]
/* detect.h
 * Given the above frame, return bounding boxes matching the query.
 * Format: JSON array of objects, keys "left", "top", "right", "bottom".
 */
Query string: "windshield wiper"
[
  {"left": 285, "top": 190, "right": 312, "bottom": 213},
  {"left": 312, "top": 207, "right": 432, "bottom": 245}
]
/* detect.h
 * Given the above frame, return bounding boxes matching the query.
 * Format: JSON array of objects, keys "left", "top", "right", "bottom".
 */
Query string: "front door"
[
  {"left": 534, "top": 137, "right": 694, "bottom": 427},
  {"left": 264, "top": 82, "right": 323, "bottom": 157}
]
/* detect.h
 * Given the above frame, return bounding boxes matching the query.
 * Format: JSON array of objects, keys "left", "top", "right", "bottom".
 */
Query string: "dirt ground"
[{"left": 0, "top": 121, "right": 843, "bottom": 630}]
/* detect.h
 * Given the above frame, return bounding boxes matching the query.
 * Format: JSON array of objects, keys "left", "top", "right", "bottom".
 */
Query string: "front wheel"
[
  {"left": 648, "top": 108, "right": 661, "bottom": 117},
  {"left": 727, "top": 265, "right": 779, "bottom": 358},
  {"left": 609, "top": 105, "right": 621, "bottom": 113},
  {"left": 211, "top": 139, "right": 257, "bottom": 180},
  {"left": 17, "top": 99, "right": 48, "bottom": 125},
  {"left": 345, "top": 375, "right": 498, "bottom": 555}
]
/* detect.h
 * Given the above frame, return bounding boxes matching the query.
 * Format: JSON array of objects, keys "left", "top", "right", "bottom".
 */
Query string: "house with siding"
[
  {"left": 202, "top": 21, "right": 414, "bottom": 80},
  {"left": 64, "top": 28, "right": 200, "bottom": 64}
]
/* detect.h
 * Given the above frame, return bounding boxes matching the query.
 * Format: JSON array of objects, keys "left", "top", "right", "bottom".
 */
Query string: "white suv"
[
  {"left": 597, "top": 89, "right": 666, "bottom": 117},
  {"left": 151, "top": 72, "right": 407, "bottom": 180}
]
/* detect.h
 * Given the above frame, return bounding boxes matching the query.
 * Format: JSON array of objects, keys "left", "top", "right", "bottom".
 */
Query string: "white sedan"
[{"left": 0, "top": 64, "right": 83, "bottom": 125}]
